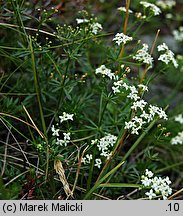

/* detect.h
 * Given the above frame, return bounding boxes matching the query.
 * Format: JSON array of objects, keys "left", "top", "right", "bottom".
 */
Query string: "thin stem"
[
  {"left": 140, "top": 29, "right": 160, "bottom": 84},
  {"left": 119, "top": 0, "right": 131, "bottom": 59},
  {"left": 84, "top": 161, "right": 125, "bottom": 199},
  {"left": 29, "top": 36, "right": 47, "bottom": 136}
]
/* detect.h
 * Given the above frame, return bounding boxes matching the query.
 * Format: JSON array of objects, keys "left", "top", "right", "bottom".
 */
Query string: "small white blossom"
[
  {"left": 118, "top": 7, "right": 133, "bottom": 13},
  {"left": 90, "top": 22, "right": 102, "bottom": 34},
  {"left": 138, "top": 84, "right": 148, "bottom": 92},
  {"left": 94, "top": 158, "right": 102, "bottom": 168},
  {"left": 59, "top": 112, "right": 74, "bottom": 123},
  {"left": 51, "top": 125, "right": 59, "bottom": 136},
  {"left": 112, "top": 80, "right": 124, "bottom": 94},
  {"left": 125, "top": 117, "right": 146, "bottom": 135},
  {"left": 113, "top": 33, "right": 133, "bottom": 46},
  {"left": 127, "top": 92, "right": 140, "bottom": 101},
  {"left": 97, "top": 134, "right": 117, "bottom": 159},
  {"left": 141, "top": 176, "right": 152, "bottom": 186},
  {"left": 145, "top": 169, "right": 154, "bottom": 178},
  {"left": 133, "top": 44, "right": 154, "bottom": 68},
  {"left": 131, "top": 99, "right": 147, "bottom": 111},
  {"left": 157, "top": 43, "right": 169, "bottom": 51},
  {"left": 127, "top": 86, "right": 140, "bottom": 101},
  {"left": 76, "top": 18, "right": 89, "bottom": 24},
  {"left": 122, "top": 82, "right": 129, "bottom": 90},
  {"left": 81, "top": 154, "right": 93, "bottom": 164},
  {"left": 91, "top": 139, "right": 98, "bottom": 145},
  {"left": 174, "top": 114, "right": 183, "bottom": 124},
  {"left": 156, "top": 0, "right": 176, "bottom": 10},
  {"left": 56, "top": 132, "right": 71, "bottom": 146},
  {"left": 157, "top": 43, "right": 178, "bottom": 68},
  {"left": 140, "top": 1, "right": 161, "bottom": 16},
  {"left": 171, "top": 131, "right": 183, "bottom": 145},
  {"left": 86, "top": 154, "right": 93, "bottom": 162},
  {"left": 141, "top": 169, "right": 172, "bottom": 200},
  {"left": 95, "top": 65, "right": 116, "bottom": 80},
  {"left": 140, "top": 111, "right": 151, "bottom": 120},
  {"left": 173, "top": 26, "right": 183, "bottom": 42},
  {"left": 145, "top": 189, "right": 156, "bottom": 200}
]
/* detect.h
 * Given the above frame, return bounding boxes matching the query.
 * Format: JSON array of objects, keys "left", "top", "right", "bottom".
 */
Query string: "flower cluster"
[
  {"left": 76, "top": 18, "right": 102, "bottom": 35},
  {"left": 133, "top": 44, "right": 154, "bottom": 68},
  {"left": 56, "top": 132, "right": 71, "bottom": 146},
  {"left": 90, "top": 22, "right": 102, "bottom": 35},
  {"left": 95, "top": 65, "right": 116, "bottom": 80},
  {"left": 113, "top": 33, "right": 133, "bottom": 46},
  {"left": 174, "top": 114, "right": 183, "bottom": 124},
  {"left": 96, "top": 134, "right": 117, "bottom": 159},
  {"left": 141, "top": 169, "right": 172, "bottom": 200},
  {"left": 81, "top": 134, "right": 117, "bottom": 169},
  {"left": 81, "top": 154, "right": 93, "bottom": 164},
  {"left": 112, "top": 80, "right": 167, "bottom": 135},
  {"left": 157, "top": 43, "right": 178, "bottom": 68},
  {"left": 173, "top": 26, "right": 183, "bottom": 42},
  {"left": 76, "top": 18, "right": 89, "bottom": 24},
  {"left": 140, "top": 1, "right": 161, "bottom": 16},
  {"left": 118, "top": 7, "right": 133, "bottom": 13},
  {"left": 59, "top": 112, "right": 74, "bottom": 123},
  {"left": 51, "top": 112, "right": 74, "bottom": 146},
  {"left": 171, "top": 131, "right": 183, "bottom": 145},
  {"left": 156, "top": 0, "right": 176, "bottom": 10}
]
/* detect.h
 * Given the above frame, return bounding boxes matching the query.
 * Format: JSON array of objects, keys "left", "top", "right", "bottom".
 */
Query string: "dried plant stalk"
[{"left": 54, "top": 156, "right": 73, "bottom": 198}]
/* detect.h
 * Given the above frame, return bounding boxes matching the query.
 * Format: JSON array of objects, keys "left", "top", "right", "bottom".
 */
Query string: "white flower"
[
  {"left": 63, "top": 132, "right": 71, "bottom": 141},
  {"left": 86, "top": 154, "right": 93, "bottom": 162},
  {"left": 173, "top": 26, "right": 183, "bottom": 42},
  {"left": 76, "top": 18, "right": 89, "bottom": 24},
  {"left": 138, "top": 84, "right": 148, "bottom": 92},
  {"left": 56, "top": 138, "right": 64, "bottom": 146},
  {"left": 122, "top": 82, "right": 129, "bottom": 90},
  {"left": 174, "top": 114, "right": 183, "bottom": 124},
  {"left": 133, "top": 44, "right": 154, "bottom": 67},
  {"left": 81, "top": 157, "right": 86, "bottom": 164},
  {"left": 112, "top": 80, "right": 124, "bottom": 94},
  {"left": 156, "top": 0, "right": 176, "bottom": 10},
  {"left": 127, "top": 92, "right": 140, "bottom": 101},
  {"left": 118, "top": 7, "right": 133, "bottom": 13},
  {"left": 127, "top": 85, "right": 140, "bottom": 101},
  {"left": 145, "top": 169, "right": 154, "bottom": 178},
  {"left": 59, "top": 112, "right": 74, "bottom": 123},
  {"left": 140, "top": 111, "right": 151, "bottom": 120},
  {"left": 95, "top": 65, "right": 116, "bottom": 80},
  {"left": 131, "top": 99, "right": 147, "bottom": 111},
  {"left": 125, "top": 117, "right": 146, "bottom": 135},
  {"left": 82, "top": 154, "right": 93, "bottom": 164},
  {"left": 157, "top": 43, "right": 169, "bottom": 51},
  {"left": 91, "top": 139, "right": 98, "bottom": 145},
  {"left": 94, "top": 158, "right": 102, "bottom": 168},
  {"left": 90, "top": 22, "right": 102, "bottom": 34},
  {"left": 148, "top": 105, "right": 168, "bottom": 121},
  {"left": 157, "top": 43, "right": 178, "bottom": 68},
  {"left": 141, "top": 176, "right": 152, "bottom": 186},
  {"left": 56, "top": 132, "right": 71, "bottom": 146},
  {"left": 141, "top": 169, "right": 172, "bottom": 200},
  {"left": 145, "top": 189, "right": 156, "bottom": 200},
  {"left": 51, "top": 125, "right": 59, "bottom": 136},
  {"left": 97, "top": 134, "right": 117, "bottom": 159},
  {"left": 113, "top": 33, "right": 133, "bottom": 46},
  {"left": 171, "top": 131, "right": 183, "bottom": 145},
  {"left": 140, "top": 1, "right": 161, "bottom": 16}
]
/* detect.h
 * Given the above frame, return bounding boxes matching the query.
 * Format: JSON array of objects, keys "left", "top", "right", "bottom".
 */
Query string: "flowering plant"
[{"left": 0, "top": 0, "right": 182, "bottom": 200}]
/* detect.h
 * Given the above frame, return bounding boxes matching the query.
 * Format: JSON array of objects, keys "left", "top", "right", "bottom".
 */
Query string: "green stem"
[
  {"left": 84, "top": 161, "right": 125, "bottom": 199},
  {"left": 29, "top": 36, "right": 47, "bottom": 136}
]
